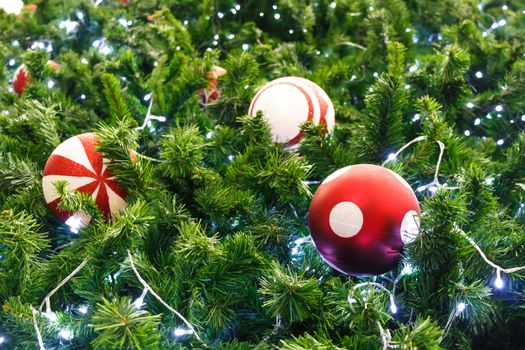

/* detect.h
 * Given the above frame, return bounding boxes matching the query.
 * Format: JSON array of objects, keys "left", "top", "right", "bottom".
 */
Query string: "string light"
[
  {"left": 133, "top": 287, "right": 149, "bottom": 309},
  {"left": 455, "top": 225, "right": 525, "bottom": 291},
  {"left": 466, "top": 102, "right": 474, "bottom": 108},
  {"left": 173, "top": 328, "right": 193, "bottom": 337},
  {"left": 475, "top": 71, "right": 483, "bottom": 78},
  {"left": 127, "top": 251, "right": 204, "bottom": 344},
  {"left": 59, "top": 329, "right": 73, "bottom": 341},
  {"left": 494, "top": 269, "right": 504, "bottom": 289},
  {"left": 440, "top": 301, "right": 466, "bottom": 342},
  {"left": 351, "top": 282, "right": 398, "bottom": 315},
  {"left": 65, "top": 215, "right": 86, "bottom": 234},
  {"left": 0, "top": 336, "right": 5, "bottom": 345},
  {"left": 77, "top": 305, "right": 88, "bottom": 314}
]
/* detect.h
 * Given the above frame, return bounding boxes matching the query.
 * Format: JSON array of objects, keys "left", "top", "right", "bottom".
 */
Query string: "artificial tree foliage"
[{"left": 1, "top": 0, "right": 525, "bottom": 349}]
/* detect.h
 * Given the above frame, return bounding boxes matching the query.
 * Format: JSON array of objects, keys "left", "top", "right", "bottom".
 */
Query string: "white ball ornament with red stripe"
[
  {"left": 308, "top": 164, "right": 421, "bottom": 276},
  {"left": 42, "top": 133, "right": 127, "bottom": 224},
  {"left": 248, "top": 77, "right": 335, "bottom": 144}
]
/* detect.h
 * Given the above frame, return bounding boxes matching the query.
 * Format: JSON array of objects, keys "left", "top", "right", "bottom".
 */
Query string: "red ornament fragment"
[
  {"left": 308, "top": 164, "right": 420, "bottom": 276},
  {"left": 12, "top": 60, "right": 60, "bottom": 95},
  {"left": 198, "top": 65, "right": 227, "bottom": 105}
]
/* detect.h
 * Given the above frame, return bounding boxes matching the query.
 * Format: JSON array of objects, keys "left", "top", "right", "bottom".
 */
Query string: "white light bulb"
[
  {"left": 44, "top": 311, "right": 58, "bottom": 323},
  {"left": 386, "top": 153, "right": 397, "bottom": 161},
  {"left": 259, "top": 12, "right": 264, "bottom": 17},
  {"left": 78, "top": 305, "right": 88, "bottom": 314},
  {"left": 401, "top": 264, "right": 413, "bottom": 275},
  {"left": 474, "top": 118, "right": 481, "bottom": 126},
  {"left": 133, "top": 296, "right": 144, "bottom": 309},
  {"left": 497, "top": 139, "right": 504, "bottom": 146},
  {"left": 173, "top": 328, "right": 192, "bottom": 337},
  {"left": 494, "top": 270, "right": 504, "bottom": 289},
  {"left": 274, "top": 13, "right": 281, "bottom": 20},
  {"left": 466, "top": 102, "right": 474, "bottom": 109},
  {"left": 464, "top": 130, "right": 471, "bottom": 136},
  {"left": 330, "top": 2, "right": 336, "bottom": 8},
  {"left": 495, "top": 105, "right": 503, "bottom": 112},
  {"left": 390, "top": 302, "right": 398, "bottom": 314},
  {"left": 59, "top": 329, "right": 73, "bottom": 340},
  {"left": 65, "top": 215, "right": 86, "bottom": 234},
  {"left": 457, "top": 302, "right": 466, "bottom": 312},
  {"left": 0, "top": 336, "right": 5, "bottom": 345},
  {"left": 217, "top": 12, "right": 224, "bottom": 18},
  {"left": 475, "top": 71, "right": 483, "bottom": 78},
  {"left": 242, "top": 44, "right": 249, "bottom": 51},
  {"left": 0, "top": 0, "right": 24, "bottom": 15}
]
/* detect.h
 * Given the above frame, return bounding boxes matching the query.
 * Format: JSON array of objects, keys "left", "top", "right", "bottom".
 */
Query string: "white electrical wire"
[{"left": 126, "top": 251, "right": 204, "bottom": 344}]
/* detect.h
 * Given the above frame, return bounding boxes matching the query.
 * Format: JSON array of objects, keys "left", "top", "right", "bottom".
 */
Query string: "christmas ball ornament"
[
  {"left": 12, "top": 64, "right": 30, "bottom": 96},
  {"left": 42, "top": 133, "right": 127, "bottom": 224},
  {"left": 12, "top": 60, "right": 60, "bottom": 95},
  {"left": 0, "top": 0, "right": 24, "bottom": 15},
  {"left": 248, "top": 77, "right": 335, "bottom": 144},
  {"left": 308, "top": 164, "right": 420, "bottom": 276},
  {"left": 198, "top": 65, "right": 227, "bottom": 105}
]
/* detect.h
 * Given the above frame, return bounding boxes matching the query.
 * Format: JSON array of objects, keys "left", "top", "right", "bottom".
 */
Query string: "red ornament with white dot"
[
  {"left": 42, "top": 133, "right": 127, "bottom": 224},
  {"left": 308, "top": 164, "right": 420, "bottom": 276},
  {"left": 249, "top": 77, "right": 335, "bottom": 144}
]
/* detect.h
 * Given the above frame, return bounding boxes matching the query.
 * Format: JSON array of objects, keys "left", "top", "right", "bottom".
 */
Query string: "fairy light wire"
[
  {"left": 126, "top": 251, "right": 204, "bottom": 345},
  {"left": 30, "top": 306, "right": 46, "bottom": 350},
  {"left": 39, "top": 258, "right": 90, "bottom": 313},
  {"left": 455, "top": 225, "right": 525, "bottom": 275},
  {"left": 382, "top": 135, "right": 427, "bottom": 166}
]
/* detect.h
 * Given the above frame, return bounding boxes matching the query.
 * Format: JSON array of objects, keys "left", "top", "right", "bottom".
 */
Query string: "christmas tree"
[{"left": 1, "top": 0, "right": 525, "bottom": 349}]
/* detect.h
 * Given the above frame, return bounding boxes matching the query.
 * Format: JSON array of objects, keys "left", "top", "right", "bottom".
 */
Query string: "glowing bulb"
[
  {"left": 495, "top": 105, "right": 503, "bottom": 112},
  {"left": 464, "top": 130, "right": 471, "bottom": 136},
  {"left": 217, "top": 12, "right": 224, "bottom": 18},
  {"left": 390, "top": 302, "right": 398, "bottom": 314},
  {"left": 387, "top": 153, "right": 397, "bottom": 161},
  {"left": 330, "top": 2, "right": 336, "bottom": 8},
  {"left": 457, "top": 302, "right": 466, "bottom": 312},
  {"left": 274, "top": 13, "right": 281, "bottom": 20},
  {"left": 475, "top": 71, "right": 483, "bottom": 78},
  {"left": 474, "top": 118, "right": 481, "bottom": 125},
  {"left": 78, "top": 305, "right": 88, "bottom": 314},
  {"left": 133, "top": 296, "right": 144, "bottom": 309},
  {"left": 401, "top": 264, "right": 413, "bottom": 275},
  {"left": 44, "top": 311, "right": 58, "bottom": 323},
  {"left": 494, "top": 269, "right": 504, "bottom": 289},
  {"left": 173, "top": 328, "right": 192, "bottom": 337},
  {"left": 65, "top": 215, "right": 86, "bottom": 234},
  {"left": 0, "top": 336, "right": 5, "bottom": 345},
  {"left": 8, "top": 59, "right": 15, "bottom": 66},
  {"left": 59, "top": 329, "right": 73, "bottom": 340},
  {"left": 242, "top": 44, "right": 249, "bottom": 51},
  {"left": 497, "top": 139, "right": 504, "bottom": 146},
  {"left": 466, "top": 102, "right": 474, "bottom": 108}
]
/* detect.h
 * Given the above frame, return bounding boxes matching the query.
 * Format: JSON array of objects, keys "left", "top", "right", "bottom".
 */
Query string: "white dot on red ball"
[
  {"left": 322, "top": 166, "right": 352, "bottom": 184},
  {"left": 329, "top": 202, "right": 363, "bottom": 238},
  {"left": 400, "top": 210, "right": 419, "bottom": 244}
]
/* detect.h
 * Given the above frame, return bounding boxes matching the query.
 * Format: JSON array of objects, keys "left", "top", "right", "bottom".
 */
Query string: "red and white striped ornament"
[
  {"left": 12, "top": 61, "right": 60, "bottom": 95},
  {"left": 248, "top": 77, "right": 335, "bottom": 144},
  {"left": 42, "top": 133, "right": 127, "bottom": 224}
]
